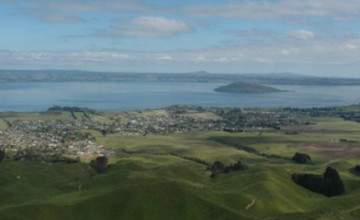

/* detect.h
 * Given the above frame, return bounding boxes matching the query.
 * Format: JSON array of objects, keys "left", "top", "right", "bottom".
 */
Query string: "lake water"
[{"left": 0, "top": 82, "right": 360, "bottom": 112}]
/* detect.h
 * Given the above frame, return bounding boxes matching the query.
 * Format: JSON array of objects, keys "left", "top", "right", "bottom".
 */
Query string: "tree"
[
  {"left": 210, "top": 160, "right": 224, "bottom": 172},
  {"left": 354, "top": 165, "right": 360, "bottom": 172},
  {"left": 90, "top": 156, "right": 108, "bottom": 173},
  {"left": 209, "top": 161, "right": 225, "bottom": 177},
  {"left": 0, "top": 150, "right": 5, "bottom": 162},
  {"left": 323, "top": 167, "right": 345, "bottom": 197},
  {"left": 224, "top": 160, "right": 247, "bottom": 173},
  {"left": 292, "top": 152, "right": 312, "bottom": 164}
]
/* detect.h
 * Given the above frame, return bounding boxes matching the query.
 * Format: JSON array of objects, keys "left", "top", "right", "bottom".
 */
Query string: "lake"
[{"left": 0, "top": 82, "right": 359, "bottom": 112}]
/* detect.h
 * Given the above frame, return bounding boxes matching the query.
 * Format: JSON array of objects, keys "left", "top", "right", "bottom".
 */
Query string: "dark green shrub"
[
  {"left": 224, "top": 160, "right": 248, "bottom": 173},
  {"left": 354, "top": 165, "right": 360, "bottom": 172},
  {"left": 209, "top": 160, "right": 247, "bottom": 177},
  {"left": 90, "top": 156, "right": 109, "bottom": 173},
  {"left": 0, "top": 150, "right": 5, "bottom": 162},
  {"left": 323, "top": 167, "right": 345, "bottom": 197},
  {"left": 292, "top": 152, "right": 312, "bottom": 164},
  {"left": 210, "top": 160, "right": 224, "bottom": 172}
]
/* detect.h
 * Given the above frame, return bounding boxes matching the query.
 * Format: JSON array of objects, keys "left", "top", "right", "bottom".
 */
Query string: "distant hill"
[
  {"left": 1, "top": 69, "right": 360, "bottom": 85},
  {"left": 215, "top": 82, "right": 283, "bottom": 93}
]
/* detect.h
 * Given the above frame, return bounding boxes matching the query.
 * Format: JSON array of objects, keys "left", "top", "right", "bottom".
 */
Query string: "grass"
[
  {"left": 1, "top": 156, "right": 358, "bottom": 220},
  {"left": 0, "top": 119, "right": 8, "bottom": 130},
  {"left": 1, "top": 113, "right": 360, "bottom": 219}
]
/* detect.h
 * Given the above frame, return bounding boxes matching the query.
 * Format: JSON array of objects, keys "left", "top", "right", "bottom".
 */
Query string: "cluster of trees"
[
  {"left": 0, "top": 149, "right": 108, "bottom": 173},
  {"left": 1, "top": 148, "right": 79, "bottom": 164},
  {"left": 48, "top": 106, "right": 97, "bottom": 114},
  {"left": 12, "top": 149, "right": 44, "bottom": 161},
  {"left": 350, "top": 165, "right": 360, "bottom": 174},
  {"left": 209, "top": 160, "right": 247, "bottom": 177},
  {"left": 90, "top": 156, "right": 109, "bottom": 173},
  {"left": 292, "top": 152, "right": 312, "bottom": 164},
  {"left": 45, "top": 155, "right": 79, "bottom": 164},
  {"left": 340, "top": 112, "right": 360, "bottom": 123},
  {"left": 354, "top": 165, "right": 360, "bottom": 172},
  {"left": 292, "top": 167, "right": 345, "bottom": 197}
]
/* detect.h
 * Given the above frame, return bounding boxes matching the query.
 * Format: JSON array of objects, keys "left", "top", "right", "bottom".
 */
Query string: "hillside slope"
[{"left": 0, "top": 113, "right": 360, "bottom": 219}]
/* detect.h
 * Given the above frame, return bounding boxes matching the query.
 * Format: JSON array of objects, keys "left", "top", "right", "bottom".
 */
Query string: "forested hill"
[
  {"left": 215, "top": 82, "right": 283, "bottom": 93},
  {"left": 0, "top": 69, "right": 360, "bottom": 85}
]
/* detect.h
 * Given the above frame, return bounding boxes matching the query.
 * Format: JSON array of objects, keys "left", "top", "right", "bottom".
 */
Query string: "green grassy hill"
[{"left": 0, "top": 115, "right": 360, "bottom": 219}]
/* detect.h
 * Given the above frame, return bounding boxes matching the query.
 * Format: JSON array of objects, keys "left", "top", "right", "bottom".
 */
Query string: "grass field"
[
  {"left": 0, "top": 113, "right": 360, "bottom": 219},
  {"left": 0, "top": 119, "right": 8, "bottom": 130}
]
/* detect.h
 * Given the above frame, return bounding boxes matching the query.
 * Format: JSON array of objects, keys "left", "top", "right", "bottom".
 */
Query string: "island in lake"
[{"left": 214, "top": 81, "right": 284, "bottom": 93}]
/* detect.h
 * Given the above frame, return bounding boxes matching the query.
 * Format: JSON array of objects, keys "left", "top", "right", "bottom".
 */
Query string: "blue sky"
[{"left": 1, "top": 0, "right": 360, "bottom": 77}]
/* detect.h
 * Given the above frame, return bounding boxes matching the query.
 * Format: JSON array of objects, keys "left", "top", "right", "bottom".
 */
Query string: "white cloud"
[
  {"left": 3, "top": 0, "right": 360, "bottom": 24},
  {"left": 48, "top": 0, "right": 149, "bottom": 12},
  {"left": 156, "top": 55, "right": 173, "bottom": 61},
  {"left": 184, "top": 0, "right": 360, "bottom": 20},
  {"left": 226, "top": 29, "right": 279, "bottom": 38},
  {"left": 38, "top": 13, "right": 85, "bottom": 23},
  {"left": 0, "top": 50, "right": 130, "bottom": 62},
  {"left": 2, "top": 35, "right": 360, "bottom": 76},
  {"left": 2, "top": 0, "right": 150, "bottom": 13},
  {"left": 214, "top": 57, "right": 228, "bottom": 62},
  {"left": 99, "top": 16, "right": 191, "bottom": 38},
  {"left": 255, "top": 57, "right": 273, "bottom": 65},
  {"left": 192, "top": 55, "right": 207, "bottom": 62},
  {"left": 281, "top": 49, "right": 291, "bottom": 56},
  {"left": 288, "top": 30, "right": 315, "bottom": 40},
  {"left": 1, "top": 0, "right": 152, "bottom": 23},
  {"left": 342, "top": 39, "right": 360, "bottom": 51},
  {"left": 69, "top": 51, "right": 131, "bottom": 61}
]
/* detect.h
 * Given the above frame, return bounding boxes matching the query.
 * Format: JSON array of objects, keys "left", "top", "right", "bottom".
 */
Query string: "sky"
[{"left": 1, "top": 0, "right": 360, "bottom": 77}]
